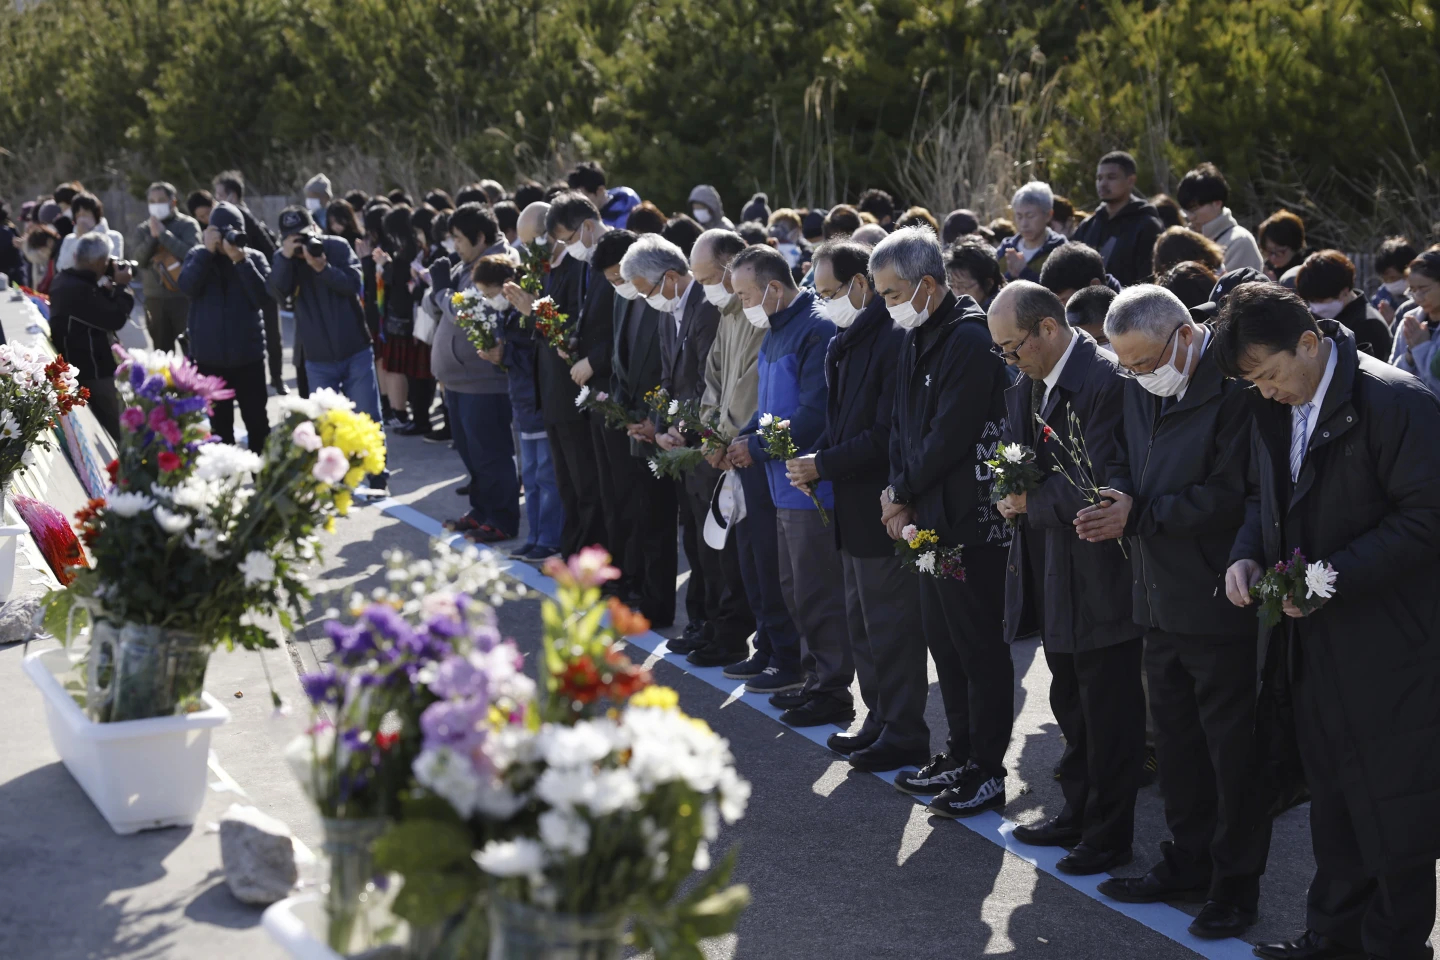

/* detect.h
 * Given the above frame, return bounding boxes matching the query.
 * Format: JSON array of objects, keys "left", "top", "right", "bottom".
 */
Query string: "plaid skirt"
[{"left": 379, "top": 332, "right": 432, "bottom": 380}]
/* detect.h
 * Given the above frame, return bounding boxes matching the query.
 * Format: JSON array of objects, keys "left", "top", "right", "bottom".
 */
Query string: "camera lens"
[{"left": 305, "top": 237, "right": 325, "bottom": 258}]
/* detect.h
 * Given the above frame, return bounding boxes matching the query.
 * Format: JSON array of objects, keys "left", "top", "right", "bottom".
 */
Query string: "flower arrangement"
[
  {"left": 985, "top": 441, "right": 1042, "bottom": 528},
  {"left": 643, "top": 386, "right": 671, "bottom": 422},
  {"left": 574, "top": 384, "right": 638, "bottom": 430},
  {"left": 450, "top": 289, "right": 505, "bottom": 370},
  {"left": 672, "top": 397, "right": 733, "bottom": 455},
  {"left": 517, "top": 238, "right": 552, "bottom": 294},
  {"left": 758, "top": 413, "right": 828, "bottom": 523},
  {"left": 1250, "top": 549, "right": 1338, "bottom": 630},
  {"left": 895, "top": 525, "right": 966, "bottom": 580},
  {"left": 532, "top": 296, "right": 572, "bottom": 353},
  {"left": 0, "top": 343, "right": 89, "bottom": 491}
]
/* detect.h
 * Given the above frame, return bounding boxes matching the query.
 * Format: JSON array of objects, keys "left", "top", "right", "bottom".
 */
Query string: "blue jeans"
[
  {"left": 447, "top": 391, "right": 520, "bottom": 535},
  {"left": 735, "top": 460, "right": 801, "bottom": 671},
  {"left": 519, "top": 435, "right": 564, "bottom": 550},
  {"left": 305, "top": 347, "right": 382, "bottom": 422}
]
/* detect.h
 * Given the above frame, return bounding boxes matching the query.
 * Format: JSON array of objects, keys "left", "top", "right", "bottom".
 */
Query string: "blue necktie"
[{"left": 1290, "top": 402, "right": 1312, "bottom": 482}]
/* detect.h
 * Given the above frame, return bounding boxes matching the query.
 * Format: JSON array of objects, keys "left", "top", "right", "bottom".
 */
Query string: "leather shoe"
[
  {"left": 826, "top": 730, "right": 878, "bottom": 755},
  {"left": 780, "top": 697, "right": 855, "bottom": 728},
  {"left": 1055, "top": 843, "right": 1132, "bottom": 876},
  {"left": 1011, "top": 817, "right": 1082, "bottom": 848},
  {"left": 1097, "top": 870, "right": 1209, "bottom": 904},
  {"left": 1189, "top": 900, "right": 1257, "bottom": 940},
  {"left": 1252, "top": 930, "right": 1366, "bottom": 960},
  {"left": 686, "top": 643, "right": 749, "bottom": 668},
  {"left": 847, "top": 741, "right": 929, "bottom": 772},
  {"left": 768, "top": 688, "right": 812, "bottom": 710}
]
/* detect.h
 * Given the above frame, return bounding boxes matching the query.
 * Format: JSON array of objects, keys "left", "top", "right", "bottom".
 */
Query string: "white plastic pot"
[
  {"left": 0, "top": 520, "right": 26, "bottom": 602},
  {"left": 262, "top": 895, "right": 346, "bottom": 960},
  {"left": 22, "top": 647, "right": 230, "bottom": 834}
]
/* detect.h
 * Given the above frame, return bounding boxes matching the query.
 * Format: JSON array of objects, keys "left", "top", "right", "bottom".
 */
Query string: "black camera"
[
  {"left": 222, "top": 227, "right": 246, "bottom": 248},
  {"left": 106, "top": 258, "right": 138, "bottom": 278},
  {"left": 305, "top": 236, "right": 326, "bottom": 258}
]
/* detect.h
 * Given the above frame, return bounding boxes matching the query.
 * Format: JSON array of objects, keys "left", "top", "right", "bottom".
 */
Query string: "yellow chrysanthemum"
[
  {"left": 630, "top": 685, "right": 679, "bottom": 710},
  {"left": 907, "top": 529, "right": 939, "bottom": 550},
  {"left": 343, "top": 466, "right": 365, "bottom": 488},
  {"left": 451, "top": 291, "right": 467, "bottom": 307},
  {"left": 325, "top": 517, "right": 337, "bottom": 534},
  {"left": 685, "top": 714, "right": 713, "bottom": 735},
  {"left": 333, "top": 490, "right": 353, "bottom": 516},
  {"left": 318, "top": 409, "right": 387, "bottom": 475}
]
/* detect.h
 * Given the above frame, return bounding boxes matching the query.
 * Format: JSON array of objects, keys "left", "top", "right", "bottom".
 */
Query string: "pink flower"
[
  {"left": 901, "top": 524, "right": 918, "bottom": 541},
  {"left": 595, "top": 392, "right": 608, "bottom": 402},
  {"left": 312, "top": 446, "right": 350, "bottom": 484},
  {"left": 291, "top": 421, "right": 322, "bottom": 452},
  {"left": 120, "top": 406, "right": 145, "bottom": 431},
  {"left": 148, "top": 404, "right": 170, "bottom": 430},
  {"left": 156, "top": 419, "right": 182, "bottom": 446},
  {"left": 543, "top": 546, "right": 621, "bottom": 589},
  {"left": 168, "top": 359, "right": 235, "bottom": 403}
]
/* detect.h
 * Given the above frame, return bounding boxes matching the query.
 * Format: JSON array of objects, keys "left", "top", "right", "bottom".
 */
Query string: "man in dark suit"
[
  {"left": 879, "top": 227, "right": 1016, "bottom": 818},
  {"left": 785, "top": 239, "right": 928, "bottom": 762},
  {"left": 988, "top": 280, "right": 1143, "bottom": 876},
  {"left": 1219, "top": 284, "right": 1440, "bottom": 960},
  {"left": 1075, "top": 284, "right": 1273, "bottom": 940}
]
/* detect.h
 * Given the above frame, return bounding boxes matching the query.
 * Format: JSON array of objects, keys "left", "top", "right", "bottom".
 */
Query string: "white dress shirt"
[
  {"left": 1041, "top": 331, "right": 1080, "bottom": 413},
  {"left": 1291, "top": 337, "right": 1338, "bottom": 479}
]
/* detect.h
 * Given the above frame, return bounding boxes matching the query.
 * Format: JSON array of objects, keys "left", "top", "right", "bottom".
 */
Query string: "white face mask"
[
  {"left": 645, "top": 275, "right": 680, "bottom": 313},
  {"left": 1136, "top": 328, "right": 1195, "bottom": 398},
  {"left": 614, "top": 281, "right": 641, "bottom": 301},
  {"left": 887, "top": 282, "right": 932, "bottom": 330},
  {"left": 305, "top": 197, "right": 324, "bottom": 213},
  {"left": 442, "top": 238, "right": 457, "bottom": 254},
  {"left": 565, "top": 222, "right": 594, "bottom": 263},
  {"left": 692, "top": 207, "right": 713, "bottom": 225},
  {"left": 148, "top": 202, "right": 171, "bottom": 220},
  {"left": 743, "top": 284, "right": 777, "bottom": 329},
  {"left": 1383, "top": 278, "right": 1409, "bottom": 297},
  {"left": 703, "top": 282, "right": 734, "bottom": 308},
  {"left": 1309, "top": 299, "right": 1345, "bottom": 320},
  {"left": 821, "top": 278, "right": 864, "bottom": 329},
  {"left": 484, "top": 294, "right": 510, "bottom": 311}
]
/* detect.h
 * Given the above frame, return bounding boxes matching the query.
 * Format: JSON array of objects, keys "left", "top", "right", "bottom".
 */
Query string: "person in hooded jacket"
[
  {"left": 1295, "top": 250, "right": 1393, "bottom": 360},
  {"left": 1071, "top": 151, "right": 1165, "bottom": 287},
  {"left": 178, "top": 201, "right": 271, "bottom": 451},
  {"left": 688, "top": 185, "right": 734, "bottom": 230}
]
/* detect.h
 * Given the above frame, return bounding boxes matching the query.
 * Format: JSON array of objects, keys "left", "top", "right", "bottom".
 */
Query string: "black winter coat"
[
  {"left": 814, "top": 297, "right": 903, "bottom": 557},
  {"left": 573, "top": 271, "right": 616, "bottom": 386},
  {"left": 888, "top": 292, "right": 1014, "bottom": 548},
  {"left": 178, "top": 246, "right": 270, "bottom": 367},
  {"left": 48, "top": 267, "right": 132, "bottom": 380},
  {"left": 1334, "top": 293, "right": 1393, "bottom": 361},
  {"left": 1230, "top": 325, "right": 1440, "bottom": 874},
  {"left": 1001, "top": 334, "right": 1139, "bottom": 650},
  {"left": 1071, "top": 196, "right": 1165, "bottom": 287}
]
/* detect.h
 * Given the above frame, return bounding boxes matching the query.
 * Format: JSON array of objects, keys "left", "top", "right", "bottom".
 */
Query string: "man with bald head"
[
  {"left": 989, "top": 280, "right": 1143, "bottom": 876},
  {"left": 1074, "top": 285, "right": 1272, "bottom": 939},
  {"left": 514, "top": 200, "right": 550, "bottom": 251}
]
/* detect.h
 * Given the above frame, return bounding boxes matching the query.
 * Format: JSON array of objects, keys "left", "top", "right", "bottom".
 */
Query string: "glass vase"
[
  {"left": 487, "top": 895, "right": 626, "bottom": 960},
  {"left": 86, "top": 619, "right": 212, "bottom": 723},
  {"left": 322, "top": 816, "right": 390, "bottom": 955}
]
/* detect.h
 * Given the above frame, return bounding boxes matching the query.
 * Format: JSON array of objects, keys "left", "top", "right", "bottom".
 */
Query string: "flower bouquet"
[
  {"left": 895, "top": 525, "right": 966, "bottom": 581},
  {"left": 532, "top": 296, "right": 573, "bottom": 354},
  {"left": 648, "top": 447, "right": 706, "bottom": 480},
  {"left": 672, "top": 398, "right": 733, "bottom": 455},
  {"left": 452, "top": 289, "right": 506, "bottom": 371},
  {"left": 1249, "top": 548, "right": 1337, "bottom": 630},
  {"left": 575, "top": 384, "right": 638, "bottom": 430},
  {"left": 517, "top": 238, "right": 552, "bottom": 295},
  {"left": 985, "top": 441, "right": 1042, "bottom": 529},
  {"left": 1037, "top": 410, "right": 1126, "bottom": 556},
  {"left": 758, "top": 413, "right": 828, "bottom": 524},
  {"left": 0, "top": 343, "right": 89, "bottom": 500},
  {"left": 643, "top": 386, "right": 672, "bottom": 423}
]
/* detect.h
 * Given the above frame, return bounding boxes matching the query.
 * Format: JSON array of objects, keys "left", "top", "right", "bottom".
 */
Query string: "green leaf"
[
  {"left": 391, "top": 870, "right": 482, "bottom": 927},
  {"left": 674, "top": 884, "right": 750, "bottom": 941},
  {"left": 373, "top": 818, "right": 477, "bottom": 873}
]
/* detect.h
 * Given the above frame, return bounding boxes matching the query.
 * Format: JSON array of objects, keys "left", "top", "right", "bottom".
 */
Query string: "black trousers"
[
  {"left": 588, "top": 414, "right": 631, "bottom": 561},
  {"left": 596, "top": 423, "right": 678, "bottom": 628},
  {"left": 81, "top": 378, "right": 121, "bottom": 442},
  {"left": 1145, "top": 629, "right": 1272, "bottom": 908},
  {"left": 1046, "top": 638, "right": 1145, "bottom": 852},
  {"left": 263, "top": 300, "right": 284, "bottom": 388},
  {"left": 546, "top": 418, "right": 605, "bottom": 557},
  {"left": 917, "top": 545, "right": 1014, "bottom": 779},
  {"left": 682, "top": 461, "right": 753, "bottom": 647},
  {"left": 408, "top": 376, "right": 437, "bottom": 430},
  {"left": 841, "top": 550, "right": 929, "bottom": 750},
  {"left": 293, "top": 338, "right": 309, "bottom": 397},
  {"left": 197, "top": 359, "right": 270, "bottom": 452},
  {"left": 1296, "top": 665, "right": 1437, "bottom": 958}
]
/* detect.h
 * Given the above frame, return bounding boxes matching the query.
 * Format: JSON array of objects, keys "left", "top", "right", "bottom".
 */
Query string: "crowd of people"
[{"left": 4, "top": 149, "right": 1440, "bottom": 959}]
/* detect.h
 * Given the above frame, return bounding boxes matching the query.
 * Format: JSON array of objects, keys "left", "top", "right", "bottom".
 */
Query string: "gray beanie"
[{"left": 304, "top": 173, "right": 332, "bottom": 197}]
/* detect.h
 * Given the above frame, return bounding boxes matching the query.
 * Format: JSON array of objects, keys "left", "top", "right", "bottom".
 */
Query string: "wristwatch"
[{"left": 884, "top": 485, "right": 907, "bottom": 506}]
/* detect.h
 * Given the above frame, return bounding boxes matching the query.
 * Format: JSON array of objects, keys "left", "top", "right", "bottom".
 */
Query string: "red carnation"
[
  {"left": 157, "top": 451, "right": 182, "bottom": 472},
  {"left": 375, "top": 730, "right": 400, "bottom": 751},
  {"left": 105, "top": 459, "right": 119, "bottom": 484}
]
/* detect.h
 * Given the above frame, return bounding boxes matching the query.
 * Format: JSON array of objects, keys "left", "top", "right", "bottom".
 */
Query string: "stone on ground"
[{"left": 220, "top": 803, "right": 298, "bottom": 905}]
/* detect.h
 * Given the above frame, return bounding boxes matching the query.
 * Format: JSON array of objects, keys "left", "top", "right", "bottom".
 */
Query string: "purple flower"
[
  {"left": 362, "top": 605, "right": 415, "bottom": 646},
  {"left": 170, "top": 395, "right": 209, "bottom": 417},
  {"left": 128, "top": 364, "right": 147, "bottom": 392},
  {"left": 420, "top": 697, "right": 487, "bottom": 751},
  {"left": 300, "top": 666, "right": 341, "bottom": 705},
  {"left": 138, "top": 374, "right": 166, "bottom": 402},
  {"left": 429, "top": 652, "right": 489, "bottom": 700},
  {"left": 325, "top": 620, "right": 374, "bottom": 664}
]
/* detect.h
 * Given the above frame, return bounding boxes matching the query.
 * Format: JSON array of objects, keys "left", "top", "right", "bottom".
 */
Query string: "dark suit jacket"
[
  {"left": 658, "top": 281, "right": 720, "bottom": 404},
  {"left": 814, "top": 297, "right": 902, "bottom": 558},
  {"left": 574, "top": 269, "right": 616, "bottom": 383},
  {"left": 613, "top": 294, "right": 664, "bottom": 457},
  {"left": 535, "top": 256, "right": 585, "bottom": 425},
  {"left": 1001, "top": 333, "right": 1139, "bottom": 651}
]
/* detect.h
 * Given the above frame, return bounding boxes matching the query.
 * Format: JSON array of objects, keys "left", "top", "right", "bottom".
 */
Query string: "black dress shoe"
[
  {"left": 768, "top": 688, "right": 812, "bottom": 710},
  {"left": 1055, "top": 843, "right": 1133, "bottom": 876},
  {"left": 1011, "top": 817, "right": 1083, "bottom": 848},
  {"left": 847, "top": 741, "right": 930, "bottom": 773},
  {"left": 1189, "top": 900, "right": 1257, "bottom": 939},
  {"left": 1097, "top": 870, "right": 1209, "bottom": 904},
  {"left": 826, "top": 730, "right": 878, "bottom": 755},
  {"left": 780, "top": 697, "right": 855, "bottom": 728},
  {"left": 1252, "top": 930, "right": 1366, "bottom": 960},
  {"left": 686, "top": 642, "right": 749, "bottom": 668}
]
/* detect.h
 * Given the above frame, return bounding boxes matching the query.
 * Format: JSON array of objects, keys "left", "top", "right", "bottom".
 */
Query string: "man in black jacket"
[
  {"left": 878, "top": 227, "right": 1016, "bottom": 818},
  {"left": 1074, "top": 285, "right": 1273, "bottom": 938},
  {"left": 786, "top": 240, "right": 928, "bottom": 767},
  {"left": 213, "top": 170, "right": 286, "bottom": 394},
  {"left": 1218, "top": 286, "right": 1440, "bottom": 960},
  {"left": 48, "top": 231, "right": 132, "bottom": 439},
  {"left": 1071, "top": 152, "right": 1164, "bottom": 287},
  {"left": 989, "top": 281, "right": 1143, "bottom": 877}
]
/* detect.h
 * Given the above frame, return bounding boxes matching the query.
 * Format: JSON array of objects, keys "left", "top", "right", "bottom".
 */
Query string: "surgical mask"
[
  {"left": 645, "top": 275, "right": 680, "bottom": 313},
  {"left": 615, "top": 281, "right": 641, "bottom": 301},
  {"left": 821, "top": 278, "right": 863, "bottom": 329},
  {"left": 305, "top": 197, "right": 324, "bottom": 213},
  {"left": 744, "top": 284, "right": 777, "bottom": 329},
  {"left": 703, "top": 282, "right": 734, "bottom": 309},
  {"left": 1136, "top": 329, "right": 1194, "bottom": 398},
  {"left": 1309, "top": 299, "right": 1345, "bottom": 320},
  {"left": 484, "top": 294, "right": 510, "bottom": 311},
  {"left": 1383, "top": 278, "right": 1409, "bottom": 297},
  {"left": 692, "top": 207, "right": 712, "bottom": 225},
  {"left": 442, "top": 238, "right": 457, "bottom": 254},
  {"left": 887, "top": 283, "right": 932, "bottom": 330},
  {"left": 148, "top": 202, "right": 171, "bottom": 220},
  {"left": 565, "top": 223, "right": 594, "bottom": 263}
]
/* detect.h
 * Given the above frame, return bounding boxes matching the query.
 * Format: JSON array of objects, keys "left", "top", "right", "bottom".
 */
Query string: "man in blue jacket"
[
  {"left": 726, "top": 245, "right": 852, "bottom": 726},
  {"left": 179, "top": 201, "right": 271, "bottom": 451}
]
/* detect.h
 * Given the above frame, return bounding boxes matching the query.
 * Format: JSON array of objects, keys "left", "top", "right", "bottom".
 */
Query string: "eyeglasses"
[
  {"left": 1116, "top": 322, "right": 1182, "bottom": 379},
  {"left": 990, "top": 329, "right": 1034, "bottom": 362}
]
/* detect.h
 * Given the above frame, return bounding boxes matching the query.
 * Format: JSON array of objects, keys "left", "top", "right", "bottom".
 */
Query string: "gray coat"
[
  {"left": 425, "top": 243, "right": 509, "bottom": 394},
  {"left": 132, "top": 212, "right": 202, "bottom": 301}
]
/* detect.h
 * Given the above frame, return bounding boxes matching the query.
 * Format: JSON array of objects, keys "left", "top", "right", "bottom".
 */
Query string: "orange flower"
[{"left": 607, "top": 596, "right": 651, "bottom": 636}]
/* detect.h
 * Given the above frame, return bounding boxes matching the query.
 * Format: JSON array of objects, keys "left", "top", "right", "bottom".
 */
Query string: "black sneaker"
[
  {"left": 893, "top": 754, "right": 965, "bottom": 796},
  {"left": 422, "top": 428, "right": 452, "bottom": 444},
  {"left": 928, "top": 762, "right": 1006, "bottom": 819},
  {"left": 686, "top": 642, "right": 749, "bottom": 669},
  {"left": 743, "top": 666, "right": 805, "bottom": 694},
  {"left": 722, "top": 653, "right": 766, "bottom": 680},
  {"left": 768, "top": 687, "right": 812, "bottom": 710},
  {"left": 395, "top": 420, "right": 426, "bottom": 437},
  {"left": 456, "top": 483, "right": 471, "bottom": 497},
  {"left": 668, "top": 620, "right": 707, "bottom": 655},
  {"left": 1139, "top": 746, "right": 1158, "bottom": 788},
  {"left": 780, "top": 697, "right": 854, "bottom": 728}
]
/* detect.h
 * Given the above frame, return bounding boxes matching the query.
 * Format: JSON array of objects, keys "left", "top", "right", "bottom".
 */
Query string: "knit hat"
[
  {"left": 740, "top": 192, "right": 770, "bottom": 225},
  {"left": 304, "top": 173, "right": 332, "bottom": 197},
  {"left": 36, "top": 200, "right": 60, "bottom": 225}
]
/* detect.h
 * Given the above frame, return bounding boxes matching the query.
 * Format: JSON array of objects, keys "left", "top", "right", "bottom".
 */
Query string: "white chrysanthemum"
[
  {"left": 717, "top": 766, "right": 751, "bottom": 823},
  {"left": 758, "top": 413, "right": 774, "bottom": 428},
  {"left": 535, "top": 767, "right": 599, "bottom": 811},
  {"left": 474, "top": 838, "right": 546, "bottom": 879},
  {"left": 107, "top": 491, "right": 157, "bottom": 517},
  {"left": 536, "top": 719, "right": 618, "bottom": 768},
  {"left": 185, "top": 526, "right": 225, "bottom": 559},
  {"left": 538, "top": 809, "right": 591, "bottom": 857},
  {"left": 917, "top": 551, "right": 937, "bottom": 575},
  {"left": 574, "top": 384, "right": 590, "bottom": 408},
  {"left": 1304, "top": 561, "right": 1338, "bottom": 601},
  {"left": 1000, "top": 442, "right": 1027, "bottom": 464},
  {"left": 309, "top": 388, "right": 354, "bottom": 413},
  {"left": 271, "top": 394, "right": 322, "bottom": 423},
  {"left": 0, "top": 411, "right": 20, "bottom": 440},
  {"left": 693, "top": 839, "right": 711, "bottom": 871},
  {"left": 194, "top": 443, "right": 262, "bottom": 481},
  {"left": 153, "top": 504, "right": 191, "bottom": 534},
  {"left": 667, "top": 399, "right": 679, "bottom": 416},
  {"left": 240, "top": 550, "right": 276, "bottom": 586},
  {"left": 414, "top": 746, "right": 486, "bottom": 816},
  {"left": 586, "top": 768, "right": 642, "bottom": 816}
]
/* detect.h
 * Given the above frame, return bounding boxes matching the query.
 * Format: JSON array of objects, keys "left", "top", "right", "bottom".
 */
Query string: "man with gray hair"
[
  {"left": 877, "top": 226, "right": 1016, "bottom": 818},
  {"left": 48, "top": 231, "right": 133, "bottom": 438},
  {"left": 998, "top": 180, "right": 1067, "bottom": 283},
  {"left": 132, "top": 180, "right": 201, "bottom": 352},
  {"left": 988, "top": 280, "right": 1143, "bottom": 875},
  {"left": 1074, "top": 284, "right": 1272, "bottom": 938}
]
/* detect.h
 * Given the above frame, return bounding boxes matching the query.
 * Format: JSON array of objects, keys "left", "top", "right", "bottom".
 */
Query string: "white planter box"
[
  {"left": 22, "top": 647, "right": 229, "bottom": 834},
  {"left": 262, "top": 896, "right": 346, "bottom": 960}
]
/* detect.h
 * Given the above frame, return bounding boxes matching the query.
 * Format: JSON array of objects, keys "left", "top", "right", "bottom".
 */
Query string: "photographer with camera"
[
  {"left": 178, "top": 201, "right": 272, "bottom": 451},
  {"left": 48, "top": 231, "right": 134, "bottom": 439},
  {"left": 132, "top": 181, "right": 202, "bottom": 352}
]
